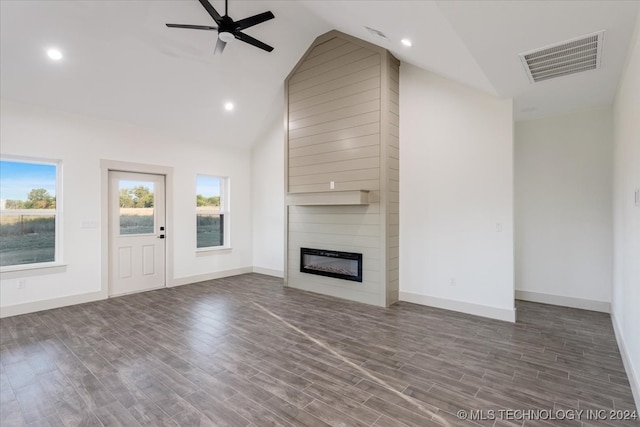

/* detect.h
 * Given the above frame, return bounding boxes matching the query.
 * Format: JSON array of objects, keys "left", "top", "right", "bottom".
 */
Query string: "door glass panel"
[{"left": 119, "top": 181, "right": 155, "bottom": 235}]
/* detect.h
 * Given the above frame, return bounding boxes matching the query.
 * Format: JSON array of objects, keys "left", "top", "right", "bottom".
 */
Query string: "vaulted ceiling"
[{"left": 1, "top": 1, "right": 638, "bottom": 148}]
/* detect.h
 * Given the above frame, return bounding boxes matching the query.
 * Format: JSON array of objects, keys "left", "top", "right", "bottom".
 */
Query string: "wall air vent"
[{"left": 519, "top": 30, "right": 605, "bottom": 83}]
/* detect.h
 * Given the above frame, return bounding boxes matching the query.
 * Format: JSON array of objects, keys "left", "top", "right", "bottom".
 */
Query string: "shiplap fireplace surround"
[{"left": 284, "top": 30, "right": 400, "bottom": 307}]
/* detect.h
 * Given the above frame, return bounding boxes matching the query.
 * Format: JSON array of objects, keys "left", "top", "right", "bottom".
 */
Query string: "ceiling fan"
[{"left": 166, "top": 0, "right": 274, "bottom": 55}]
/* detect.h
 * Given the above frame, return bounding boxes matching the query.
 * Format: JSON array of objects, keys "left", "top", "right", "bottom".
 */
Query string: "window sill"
[
  {"left": 195, "top": 247, "right": 232, "bottom": 256},
  {"left": 0, "top": 263, "right": 68, "bottom": 279}
]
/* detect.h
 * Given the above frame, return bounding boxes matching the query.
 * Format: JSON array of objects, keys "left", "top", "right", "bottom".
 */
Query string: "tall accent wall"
[
  {"left": 284, "top": 30, "right": 400, "bottom": 307},
  {"left": 384, "top": 55, "right": 401, "bottom": 305}
]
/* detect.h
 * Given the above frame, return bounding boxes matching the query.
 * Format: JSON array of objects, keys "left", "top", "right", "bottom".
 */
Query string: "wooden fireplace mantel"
[{"left": 286, "top": 190, "right": 370, "bottom": 206}]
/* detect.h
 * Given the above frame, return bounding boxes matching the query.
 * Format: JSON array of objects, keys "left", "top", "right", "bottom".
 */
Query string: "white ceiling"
[{"left": 1, "top": 1, "right": 638, "bottom": 148}]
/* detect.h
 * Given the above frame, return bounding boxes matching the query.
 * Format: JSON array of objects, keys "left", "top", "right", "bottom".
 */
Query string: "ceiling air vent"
[
  {"left": 519, "top": 30, "right": 605, "bottom": 83},
  {"left": 365, "top": 26, "right": 388, "bottom": 40}
]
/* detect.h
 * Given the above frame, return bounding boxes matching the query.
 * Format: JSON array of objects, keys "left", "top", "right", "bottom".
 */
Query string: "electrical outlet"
[
  {"left": 18, "top": 279, "right": 26, "bottom": 289},
  {"left": 449, "top": 278, "right": 456, "bottom": 286},
  {"left": 330, "top": 181, "right": 335, "bottom": 190},
  {"left": 496, "top": 223, "right": 503, "bottom": 232}
]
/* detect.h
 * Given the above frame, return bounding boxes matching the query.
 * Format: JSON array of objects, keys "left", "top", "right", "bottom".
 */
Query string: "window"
[
  {"left": 196, "top": 175, "right": 228, "bottom": 249},
  {"left": 0, "top": 158, "right": 61, "bottom": 269}
]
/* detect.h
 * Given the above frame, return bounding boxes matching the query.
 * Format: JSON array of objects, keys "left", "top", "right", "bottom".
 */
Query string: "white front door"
[{"left": 109, "top": 171, "right": 166, "bottom": 296}]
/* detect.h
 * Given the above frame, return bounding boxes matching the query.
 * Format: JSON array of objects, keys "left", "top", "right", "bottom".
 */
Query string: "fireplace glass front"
[{"left": 300, "top": 248, "right": 363, "bottom": 282}]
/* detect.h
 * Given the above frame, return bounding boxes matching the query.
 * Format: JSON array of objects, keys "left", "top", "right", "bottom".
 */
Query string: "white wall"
[
  {"left": 399, "top": 63, "right": 515, "bottom": 322},
  {"left": 251, "top": 110, "right": 285, "bottom": 277},
  {"left": 0, "top": 100, "right": 253, "bottom": 316},
  {"left": 514, "top": 109, "right": 613, "bottom": 312},
  {"left": 612, "top": 10, "right": 640, "bottom": 408}
]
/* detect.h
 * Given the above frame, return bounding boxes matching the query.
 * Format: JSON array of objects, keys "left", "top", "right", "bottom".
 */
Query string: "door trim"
[{"left": 100, "top": 159, "right": 174, "bottom": 299}]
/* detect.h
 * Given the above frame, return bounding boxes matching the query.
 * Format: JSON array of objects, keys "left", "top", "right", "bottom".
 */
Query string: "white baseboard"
[
  {"left": 169, "top": 267, "right": 254, "bottom": 287},
  {"left": 515, "top": 290, "right": 610, "bottom": 313},
  {"left": 0, "top": 290, "right": 105, "bottom": 318},
  {"left": 252, "top": 267, "right": 284, "bottom": 278},
  {"left": 612, "top": 313, "right": 640, "bottom": 411},
  {"left": 1, "top": 267, "right": 258, "bottom": 317},
  {"left": 399, "top": 291, "right": 516, "bottom": 323}
]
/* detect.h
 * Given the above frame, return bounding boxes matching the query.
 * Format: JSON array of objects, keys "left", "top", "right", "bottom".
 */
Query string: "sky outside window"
[
  {"left": 196, "top": 175, "right": 221, "bottom": 198},
  {"left": 0, "top": 160, "right": 57, "bottom": 201}
]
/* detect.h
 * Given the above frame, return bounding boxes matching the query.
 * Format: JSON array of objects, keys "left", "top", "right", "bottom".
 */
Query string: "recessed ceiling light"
[
  {"left": 224, "top": 102, "right": 234, "bottom": 111},
  {"left": 401, "top": 39, "right": 412, "bottom": 47},
  {"left": 47, "top": 48, "right": 63, "bottom": 61}
]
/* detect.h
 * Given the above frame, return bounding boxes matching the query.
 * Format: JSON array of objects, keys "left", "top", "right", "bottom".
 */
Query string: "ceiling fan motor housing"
[{"left": 219, "top": 31, "right": 235, "bottom": 43}]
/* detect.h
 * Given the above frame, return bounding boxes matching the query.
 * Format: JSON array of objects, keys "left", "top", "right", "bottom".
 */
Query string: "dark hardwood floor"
[{"left": 1, "top": 273, "right": 637, "bottom": 426}]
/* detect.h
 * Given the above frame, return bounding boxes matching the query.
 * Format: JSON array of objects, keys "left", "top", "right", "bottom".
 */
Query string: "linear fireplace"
[{"left": 300, "top": 248, "right": 363, "bottom": 282}]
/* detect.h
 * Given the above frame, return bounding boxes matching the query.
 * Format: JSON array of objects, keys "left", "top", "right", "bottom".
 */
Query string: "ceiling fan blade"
[
  {"left": 198, "top": 0, "right": 222, "bottom": 24},
  {"left": 234, "top": 31, "right": 273, "bottom": 52},
  {"left": 234, "top": 11, "right": 275, "bottom": 31},
  {"left": 214, "top": 38, "right": 227, "bottom": 55},
  {"left": 166, "top": 23, "right": 218, "bottom": 30}
]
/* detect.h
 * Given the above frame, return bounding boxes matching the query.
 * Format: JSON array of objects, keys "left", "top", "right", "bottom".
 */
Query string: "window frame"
[
  {"left": 0, "top": 155, "right": 63, "bottom": 272},
  {"left": 195, "top": 174, "right": 229, "bottom": 251}
]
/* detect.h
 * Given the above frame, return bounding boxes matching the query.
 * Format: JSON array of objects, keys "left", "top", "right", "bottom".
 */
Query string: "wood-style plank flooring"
[{"left": 1, "top": 273, "right": 637, "bottom": 426}]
